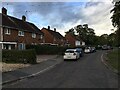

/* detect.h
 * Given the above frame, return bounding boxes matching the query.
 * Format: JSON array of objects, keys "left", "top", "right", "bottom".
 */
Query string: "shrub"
[
  {"left": 2, "top": 49, "right": 36, "bottom": 64},
  {"left": 26, "top": 45, "right": 68, "bottom": 55}
]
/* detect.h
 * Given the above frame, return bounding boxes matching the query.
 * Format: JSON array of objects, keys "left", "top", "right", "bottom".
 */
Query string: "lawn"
[{"left": 107, "top": 49, "right": 120, "bottom": 72}]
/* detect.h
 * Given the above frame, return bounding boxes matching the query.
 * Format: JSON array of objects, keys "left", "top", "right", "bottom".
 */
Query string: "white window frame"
[
  {"left": 8, "top": 45, "right": 11, "bottom": 50},
  {"left": 32, "top": 33, "right": 36, "bottom": 38},
  {"left": 40, "top": 35, "right": 43, "bottom": 39},
  {"left": 18, "top": 43, "right": 25, "bottom": 50},
  {"left": 18, "top": 31, "right": 24, "bottom": 36},
  {"left": 5, "top": 28, "right": 11, "bottom": 35}
]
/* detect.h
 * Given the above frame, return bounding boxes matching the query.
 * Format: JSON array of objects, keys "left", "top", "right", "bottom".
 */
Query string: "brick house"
[
  {"left": 41, "top": 26, "right": 66, "bottom": 46},
  {"left": 65, "top": 33, "right": 85, "bottom": 47},
  {"left": 0, "top": 7, "right": 44, "bottom": 50}
]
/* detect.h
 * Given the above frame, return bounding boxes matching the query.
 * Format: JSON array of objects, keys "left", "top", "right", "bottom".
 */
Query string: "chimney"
[
  {"left": 2, "top": 7, "right": 7, "bottom": 15},
  {"left": 22, "top": 15, "right": 26, "bottom": 21},
  {"left": 48, "top": 26, "right": 50, "bottom": 30},
  {"left": 54, "top": 28, "right": 56, "bottom": 32}
]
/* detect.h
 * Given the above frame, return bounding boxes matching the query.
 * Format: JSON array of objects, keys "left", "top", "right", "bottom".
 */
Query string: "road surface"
[{"left": 3, "top": 50, "right": 118, "bottom": 88}]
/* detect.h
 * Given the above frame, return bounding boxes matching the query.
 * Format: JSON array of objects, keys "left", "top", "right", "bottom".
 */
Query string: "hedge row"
[
  {"left": 26, "top": 45, "right": 86, "bottom": 55},
  {"left": 2, "top": 49, "right": 36, "bottom": 64},
  {"left": 26, "top": 45, "right": 69, "bottom": 55}
]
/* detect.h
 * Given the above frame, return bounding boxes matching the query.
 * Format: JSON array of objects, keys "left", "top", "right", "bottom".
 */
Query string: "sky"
[{"left": 0, "top": 0, "right": 116, "bottom": 36}]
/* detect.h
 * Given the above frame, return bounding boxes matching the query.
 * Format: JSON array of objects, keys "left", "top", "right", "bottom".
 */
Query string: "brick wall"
[
  {"left": 65, "top": 34, "right": 76, "bottom": 47},
  {"left": 41, "top": 28, "right": 54, "bottom": 44},
  {"left": 3, "top": 27, "right": 43, "bottom": 45},
  {"left": 41, "top": 28, "right": 66, "bottom": 46}
]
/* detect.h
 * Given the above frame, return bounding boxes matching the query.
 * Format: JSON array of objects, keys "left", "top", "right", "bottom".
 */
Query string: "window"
[
  {"left": 54, "top": 38, "right": 56, "bottom": 42},
  {"left": 40, "top": 35, "right": 43, "bottom": 39},
  {"left": 32, "top": 33, "right": 36, "bottom": 38},
  {"left": 18, "top": 31, "right": 24, "bottom": 36},
  {"left": 18, "top": 43, "right": 25, "bottom": 50},
  {"left": 5, "top": 28, "right": 11, "bottom": 35}
]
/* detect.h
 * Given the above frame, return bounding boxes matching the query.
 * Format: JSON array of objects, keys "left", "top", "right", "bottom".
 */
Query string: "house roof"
[
  {"left": 0, "top": 13, "right": 43, "bottom": 35},
  {"left": 42, "top": 28, "right": 65, "bottom": 40},
  {"left": 66, "top": 33, "right": 83, "bottom": 41}
]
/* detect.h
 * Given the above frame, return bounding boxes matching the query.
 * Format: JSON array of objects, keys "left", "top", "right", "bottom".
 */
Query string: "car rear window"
[{"left": 65, "top": 51, "right": 74, "bottom": 53}]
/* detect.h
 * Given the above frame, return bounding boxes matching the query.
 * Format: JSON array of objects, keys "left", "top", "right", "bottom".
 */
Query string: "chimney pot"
[
  {"left": 48, "top": 26, "right": 50, "bottom": 30},
  {"left": 2, "top": 7, "right": 7, "bottom": 15},
  {"left": 54, "top": 28, "right": 56, "bottom": 32},
  {"left": 22, "top": 15, "right": 26, "bottom": 21}
]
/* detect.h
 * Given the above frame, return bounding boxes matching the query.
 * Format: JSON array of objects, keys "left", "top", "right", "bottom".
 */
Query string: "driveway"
[{"left": 3, "top": 50, "right": 118, "bottom": 88}]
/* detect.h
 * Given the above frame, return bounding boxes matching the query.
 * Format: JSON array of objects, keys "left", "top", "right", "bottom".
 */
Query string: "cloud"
[
  {"left": 1, "top": 1, "right": 114, "bottom": 36},
  {"left": 80, "top": 1, "right": 114, "bottom": 35}
]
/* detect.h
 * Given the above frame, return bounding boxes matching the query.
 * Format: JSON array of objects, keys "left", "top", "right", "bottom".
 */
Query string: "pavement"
[{"left": 1, "top": 55, "right": 63, "bottom": 85}]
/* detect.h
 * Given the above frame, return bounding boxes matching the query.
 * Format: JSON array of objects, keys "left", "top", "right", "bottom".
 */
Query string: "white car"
[
  {"left": 84, "top": 47, "right": 91, "bottom": 53},
  {"left": 63, "top": 49, "right": 80, "bottom": 60}
]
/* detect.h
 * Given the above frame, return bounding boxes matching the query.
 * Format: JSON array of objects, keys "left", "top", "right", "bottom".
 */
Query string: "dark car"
[
  {"left": 91, "top": 47, "right": 96, "bottom": 52},
  {"left": 76, "top": 48, "right": 84, "bottom": 57}
]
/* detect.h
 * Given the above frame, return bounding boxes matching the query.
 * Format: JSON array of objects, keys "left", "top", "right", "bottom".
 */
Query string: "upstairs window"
[
  {"left": 18, "top": 31, "right": 24, "bottom": 36},
  {"left": 5, "top": 28, "right": 11, "bottom": 35},
  {"left": 32, "top": 33, "right": 36, "bottom": 38}
]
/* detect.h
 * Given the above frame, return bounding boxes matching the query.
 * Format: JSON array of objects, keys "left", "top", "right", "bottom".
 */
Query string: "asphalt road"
[{"left": 3, "top": 50, "right": 118, "bottom": 88}]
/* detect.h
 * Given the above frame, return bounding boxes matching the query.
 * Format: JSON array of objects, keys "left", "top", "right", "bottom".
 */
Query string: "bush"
[
  {"left": 26, "top": 45, "right": 68, "bottom": 55},
  {"left": 2, "top": 49, "right": 36, "bottom": 64}
]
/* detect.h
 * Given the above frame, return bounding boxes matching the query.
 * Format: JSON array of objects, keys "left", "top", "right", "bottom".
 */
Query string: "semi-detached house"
[
  {"left": 65, "top": 33, "right": 85, "bottom": 47},
  {"left": 0, "top": 7, "right": 44, "bottom": 50},
  {"left": 41, "top": 26, "right": 66, "bottom": 46}
]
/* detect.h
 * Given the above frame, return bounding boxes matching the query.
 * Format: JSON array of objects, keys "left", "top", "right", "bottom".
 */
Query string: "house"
[
  {"left": 0, "top": 7, "right": 44, "bottom": 50},
  {"left": 41, "top": 26, "right": 66, "bottom": 46},
  {"left": 65, "top": 33, "right": 85, "bottom": 47}
]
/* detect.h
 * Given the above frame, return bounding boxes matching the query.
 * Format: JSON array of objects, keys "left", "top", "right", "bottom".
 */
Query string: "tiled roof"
[
  {"left": 0, "top": 13, "right": 18, "bottom": 29},
  {"left": 0, "top": 13, "right": 43, "bottom": 35},
  {"left": 66, "top": 33, "right": 83, "bottom": 41},
  {"left": 42, "top": 28, "right": 65, "bottom": 40}
]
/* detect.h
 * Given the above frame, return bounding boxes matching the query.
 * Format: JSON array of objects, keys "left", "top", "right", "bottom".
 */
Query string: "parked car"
[
  {"left": 102, "top": 45, "right": 113, "bottom": 50},
  {"left": 76, "top": 48, "right": 84, "bottom": 57},
  {"left": 107, "top": 46, "right": 113, "bottom": 50},
  {"left": 84, "top": 47, "right": 92, "bottom": 53},
  {"left": 63, "top": 49, "right": 80, "bottom": 60},
  {"left": 91, "top": 47, "right": 96, "bottom": 52},
  {"left": 102, "top": 45, "right": 108, "bottom": 50}
]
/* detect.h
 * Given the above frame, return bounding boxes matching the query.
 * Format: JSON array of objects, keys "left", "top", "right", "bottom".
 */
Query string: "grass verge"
[{"left": 107, "top": 49, "right": 120, "bottom": 73}]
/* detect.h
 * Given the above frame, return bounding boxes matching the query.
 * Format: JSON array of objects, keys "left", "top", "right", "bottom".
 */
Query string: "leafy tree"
[
  {"left": 74, "top": 24, "right": 96, "bottom": 45},
  {"left": 99, "top": 34, "right": 109, "bottom": 45},
  {"left": 107, "top": 33, "right": 116, "bottom": 46},
  {"left": 111, "top": 1, "right": 120, "bottom": 46},
  {"left": 65, "top": 28, "right": 75, "bottom": 35},
  {"left": 111, "top": 1, "right": 120, "bottom": 28}
]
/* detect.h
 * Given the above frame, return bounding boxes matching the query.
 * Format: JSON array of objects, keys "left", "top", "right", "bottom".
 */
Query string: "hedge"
[
  {"left": 2, "top": 49, "right": 36, "bottom": 64},
  {"left": 26, "top": 45, "right": 69, "bottom": 55},
  {"left": 26, "top": 45, "right": 86, "bottom": 55}
]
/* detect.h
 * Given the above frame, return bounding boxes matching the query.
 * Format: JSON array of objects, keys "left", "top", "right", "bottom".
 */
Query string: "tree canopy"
[{"left": 110, "top": 1, "right": 120, "bottom": 46}]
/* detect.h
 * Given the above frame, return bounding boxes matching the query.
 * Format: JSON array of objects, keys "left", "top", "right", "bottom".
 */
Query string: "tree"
[
  {"left": 110, "top": 1, "right": 120, "bottom": 46},
  {"left": 107, "top": 33, "right": 116, "bottom": 46},
  {"left": 111, "top": 1, "right": 120, "bottom": 28},
  {"left": 65, "top": 28, "right": 75, "bottom": 35},
  {"left": 74, "top": 24, "right": 96, "bottom": 45},
  {"left": 100, "top": 34, "right": 109, "bottom": 45}
]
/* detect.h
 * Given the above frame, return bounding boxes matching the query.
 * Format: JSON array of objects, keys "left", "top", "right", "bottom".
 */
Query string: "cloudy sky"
[{"left": 0, "top": 0, "right": 115, "bottom": 36}]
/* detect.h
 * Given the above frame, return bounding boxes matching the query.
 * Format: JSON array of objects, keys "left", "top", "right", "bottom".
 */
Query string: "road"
[{"left": 3, "top": 50, "right": 118, "bottom": 88}]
